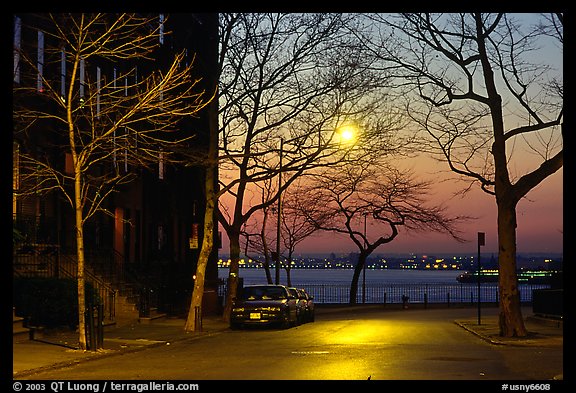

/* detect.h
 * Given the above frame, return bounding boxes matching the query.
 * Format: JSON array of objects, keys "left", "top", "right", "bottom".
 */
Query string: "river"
[
  {"left": 217, "top": 267, "right": 548, "bottom": 304},
  {"left": 219, "top": 267, "right": 463, "bottom": 285}
]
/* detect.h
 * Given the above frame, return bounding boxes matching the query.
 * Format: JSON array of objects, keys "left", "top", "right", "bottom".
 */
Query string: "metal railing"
[
  {"left": 218, "top": 281, "right": 550, "bottom": 305},
  {"left": 13, "top": 243, "right": 117, "bottom": 322}
]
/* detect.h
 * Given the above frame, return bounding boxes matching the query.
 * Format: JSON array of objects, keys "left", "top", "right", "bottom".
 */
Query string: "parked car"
[
  {"left": 230, "top": 284, "right": 299, "bottom": 329},
  {"left": 288, "top": 287, "right": 306, "bottom": 325},
  {"left": 296, "top": 288, "right": 315, "bottom": 323}
]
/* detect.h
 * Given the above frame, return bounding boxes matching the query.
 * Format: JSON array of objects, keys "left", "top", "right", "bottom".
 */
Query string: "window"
[
  {"left": 157, "top": 225, "right": 166, "bottom": 250},
  {"left": 79, "top": 58, "right": 85, "bottom": 101},
  {"left": 159, "top": 14, "right": 165, "bottom": 44},
  {"left": 96, "top": 66, "right": 101, "bottom": 116},
  {"left": 65, "top": 153, "right": 74, "bottom": 174},
  {"left": 37, "top": 30, "right": 44, "bottom": 92},
  {"left": 158, "top": 151, "right": 165, "bottom": 179},
  {"left": 60, "top": 48, "right": 66, "bottom": 101},
  {"left": 113, "top": 67, "right": 118, "bottom": 168},
  {"left": 13, "top": 16, "right": 21, "bottom": 83},
  {"left": 13, "top": 143, "right": 20, "bottom": 216},
  {"left": 124, "top": 128, "right": 128, "bottom": 173}
]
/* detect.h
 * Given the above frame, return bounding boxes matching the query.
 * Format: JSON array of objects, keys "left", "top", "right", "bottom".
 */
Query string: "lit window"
[
  {"left": 65, "top": 153, "right": 74, "bottom": 174},
  {"left": 13, "top": 143, "right": 19, "bottom": 216},
  {"left": 113, "top": 68, "right": 118, "bottom": 168}
]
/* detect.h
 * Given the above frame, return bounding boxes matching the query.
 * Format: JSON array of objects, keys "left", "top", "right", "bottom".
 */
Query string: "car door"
[{"left": 287, "top": 287, "right": 304, "bottom": 325}]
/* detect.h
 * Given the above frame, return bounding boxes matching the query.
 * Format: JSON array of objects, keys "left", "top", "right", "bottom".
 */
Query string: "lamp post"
[
  {"left": 477, "top": 232, "right": 485, "bottom": 325},
  {"left": 362, "top": 213, "right": 367, "bottom": 304},
  {"left": 275, "top": 138, "right": 284, "bottom": 285}
]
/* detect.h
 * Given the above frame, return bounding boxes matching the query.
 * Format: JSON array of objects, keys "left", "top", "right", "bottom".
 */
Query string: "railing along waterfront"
[
  {"left": 305, "top": 282, "right": 550, "bottom": 304},
  {"left": 218, "top": 281, "right": 550, "bottom": 305}
]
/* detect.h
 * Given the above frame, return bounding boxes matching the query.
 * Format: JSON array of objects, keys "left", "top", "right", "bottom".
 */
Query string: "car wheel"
[
  {"left": 280, "top": 312, "right": 291, "bottom": 329},
  {"left": 230, "top": 322, "right": 242, "bottom": 330},
  {"left": 294, "top": 313, "right": 301, "bottom": 326}
]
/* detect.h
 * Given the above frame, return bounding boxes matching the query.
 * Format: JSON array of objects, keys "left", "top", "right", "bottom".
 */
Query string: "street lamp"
[
  {"left": 275, "top": 138, "right": 284, "bottom": 285},
  {"left": 362, "top": 213, "right": 367, "bottom": 304},
  {"left": 273, "top": 123, "right": 358, "bottom": 285},
  {"left": 334, "top": 123, "right": 358, "bottom": 147}
]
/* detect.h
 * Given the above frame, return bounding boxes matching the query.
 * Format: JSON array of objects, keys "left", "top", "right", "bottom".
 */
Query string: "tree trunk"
[
  {"left": 184, "top": 166, "right": 217, "bottom": 332},
  {"left": 497, "top": 199, "right": 527, "bottom": 337},
  {"left": 349, "top": 253, "right": 367, "bottom": 304},
  {"left": 185, "top": 93, "right": 218, "bottom": 332},
  {"left": 74, "top": 174, "right": 87, "bottom": 351},
  {"left": 263, "top": 259, "right": 273, "bottom": 284},
  {"left": 222, "top": 233, "right": 241, "bottom": 323}
]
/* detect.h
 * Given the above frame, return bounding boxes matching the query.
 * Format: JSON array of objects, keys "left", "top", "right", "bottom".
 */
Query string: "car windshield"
[{"left": 241, "top": 286, "right": 287, "bottom": 300}]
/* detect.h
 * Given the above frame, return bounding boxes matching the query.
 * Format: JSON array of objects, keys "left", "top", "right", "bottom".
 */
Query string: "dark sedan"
[
  {"left": 230, "top": 284, "right": 299, "bottom": 329},
  {"left": 296, "top": 288, "right": 315, "bottom": 323}
]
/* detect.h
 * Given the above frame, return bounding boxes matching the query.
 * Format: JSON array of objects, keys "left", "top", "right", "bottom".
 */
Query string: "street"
[{"left": 17, "top": 307, "right": 562, "bottom": 381}]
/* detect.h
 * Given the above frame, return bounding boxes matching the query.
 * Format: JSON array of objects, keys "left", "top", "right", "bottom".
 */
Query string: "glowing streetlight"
[
  {"left": 341, "top": 128, "right": 355, "bottom": 142},
  {"left": 335, "top": 124, "right": 358, "bottom": 145}
]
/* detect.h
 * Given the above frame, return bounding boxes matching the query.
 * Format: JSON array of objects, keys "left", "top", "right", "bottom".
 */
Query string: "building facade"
[{"left": 13, "top": 13, "right": 220, "bottom": 321}]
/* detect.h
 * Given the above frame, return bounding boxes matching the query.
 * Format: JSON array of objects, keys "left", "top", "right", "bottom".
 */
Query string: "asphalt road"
[{"left": 18, "top": 307, "right": 563, "bottom": 382}]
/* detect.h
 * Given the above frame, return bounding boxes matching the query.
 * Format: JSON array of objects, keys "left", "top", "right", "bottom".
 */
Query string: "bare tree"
[
  {"left": 240, "top": 180, "right": 276, "bottom": 284},
  {"left": 360, "top": 13, "right": 563, "bottom": 336},
  {"left": 279, "top": 180, "right": 325, "bottom": 286},
  {"left": 184, "top": 96, "right": 218, "bottom": 333},
  {"left": 303, "top": 162, "right": 468, "bottom": 303},
  {"left": 216, "top": 13, "right": 390, "bottom": 321},
  {"left": 13, "top": 14, "right": 211, "bottom": 349},
  {"left": 240, "top": 177, "right": 332, "bottom": 287}
]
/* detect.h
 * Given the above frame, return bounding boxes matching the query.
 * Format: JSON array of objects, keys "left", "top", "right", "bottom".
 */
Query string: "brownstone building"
[{"left": 12, "top": 13, "right": 220, "bottom": 325}]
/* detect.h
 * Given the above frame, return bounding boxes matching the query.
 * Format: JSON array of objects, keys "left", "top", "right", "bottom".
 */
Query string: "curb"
[{"left": 453, "top": 321, "right": 506, "bottom": 345}]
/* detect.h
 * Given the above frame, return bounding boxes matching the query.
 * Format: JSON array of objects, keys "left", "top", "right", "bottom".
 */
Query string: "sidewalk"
[
  {"left": 12, "top": 305, "right": 563, "bottom": 379},
  {"left": 13, "top": 316, "right": 230, "bottom": 378}
]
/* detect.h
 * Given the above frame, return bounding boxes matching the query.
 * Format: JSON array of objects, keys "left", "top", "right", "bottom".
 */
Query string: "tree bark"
[
  {"left": 496, "top": 199, "right": 527, "bottom": 337},
  {"left": 222, "top": 232, "right": 241, "bottom": 323},
  {"left": 184, "top": 90, "right": 219, "bottom": 332},
  {"left": 349, "top": 252, "right": 367, "bottom": 304},
  {"left": 74, "top": 171, "right": 88, "bottom": 351},
  {"left": 184, "top": 167, "right": 216, "bottom": 332}
]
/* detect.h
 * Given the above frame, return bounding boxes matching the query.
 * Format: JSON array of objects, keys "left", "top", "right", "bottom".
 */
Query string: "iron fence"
[{"left": 218, "top": 281, "right": 550, "bottom": 305}]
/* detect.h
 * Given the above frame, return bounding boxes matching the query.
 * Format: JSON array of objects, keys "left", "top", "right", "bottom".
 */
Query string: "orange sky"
[{"left": 218, "top": 156, "right": 564, "bottom": 257}]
